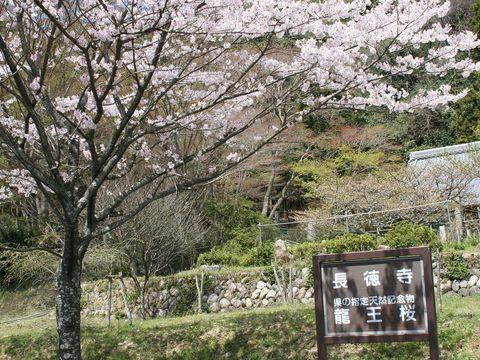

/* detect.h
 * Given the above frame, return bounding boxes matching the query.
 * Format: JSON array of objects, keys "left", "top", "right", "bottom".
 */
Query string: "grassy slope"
[
  {"left": 0, "top": 284, "right": 54, "bottom": 321},
  {"left": 0, "top": 297, "right": 479, "bottom": 360}
]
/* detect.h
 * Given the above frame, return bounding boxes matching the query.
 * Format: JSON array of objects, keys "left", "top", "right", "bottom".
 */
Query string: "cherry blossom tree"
[{"left": 0, "top": 0, "right": 479, "bottom": 358}]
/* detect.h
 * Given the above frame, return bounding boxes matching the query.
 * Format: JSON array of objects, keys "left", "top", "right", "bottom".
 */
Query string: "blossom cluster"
[{"left": 0, "top": 0, "right": 478, "bottom": 205}]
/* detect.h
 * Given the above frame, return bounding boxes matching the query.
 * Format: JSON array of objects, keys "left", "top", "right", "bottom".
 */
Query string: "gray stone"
[
  {"left": 462, "top": 252, "right": 478, "bottom": 263},
  {"left": 259, "top": 287, "right": 269, "bottom": 300},
  {"left": 224, "top": 290, "right": 234, "bottom": 301},
  {"left": 199, "top": 265, "right": 222, "bottom": 271},
  {"left": 227, "top": 282, "right": 237, "bottom": 293},
  {"left": 245, "top": 298, "right": 253, "bottom": 308},
  {"left": 294, "top": 278, "right": 306, "bottom": 288},
  {"left": 444, "top": 291, "right": 459, "bottom": 297},
  {"left": 469, "top": 286, "right": 480, "bottom": 296},
  {"left": 477, "top": 278, "right": 480, "bottom": 287},
  {"left": 261, "top": 299, "right": 269, "bottom": 306},
  {"left": 441, "top": 280, "right": 452, "bottom": 293},
  {"left": 452, "top": 281, "right": 460, "bottom": 292},
  {"left": 169, "top": 287, "right": 179, "bottom": 296},
  {"left": 256, "top": 281, "right": 267, "bottom": 290},
  {"left": 292, "top": 286, "right": 299, "bottom": 298},
  {"left": 219, "top": 298, "right": 231, "bottom": 308},
  {"left": 231, "top": 299, "right": 242, "bottom": 308},
  {"left": 458, "top": 288, "right": 469, "bottom": 297},
  {"left": 459, "top": 280, "right": 468, "bottom": 288},
  {"left": 237, "top": 284, "right": 246, "bottom": 294},
  {"left": 265, "top": 289, "right": 276, "bottom": 299},
  {"left": 468, "top": 275, "right": 479, "bottom": 287},
  {"left": 251, "top": 288, "right": 261, "bottom": 300},
  {"left": 209, "top": 302, "right": 220, "bottom": 312},
  {"left": 301, "top": 268, "right": 309, "bottom": 278},
  {"left": 297, "top": 287, "right": 306, "bottom": 299},
  {"left": 305, "top": 288, "right": 314, "bottom": 299},
  {"left": 207, "top": 294, "right": 218, "bottom": 305}
]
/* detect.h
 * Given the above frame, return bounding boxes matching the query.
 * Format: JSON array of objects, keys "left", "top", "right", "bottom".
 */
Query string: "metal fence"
[{"left": 257, "top": 201, "right": 472, "bottom": 245}]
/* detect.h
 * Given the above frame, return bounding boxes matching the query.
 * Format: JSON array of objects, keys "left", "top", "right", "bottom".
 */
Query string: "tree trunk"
[
  {"left": 268, "top": 172, "right": 296, "bottom": 220},
  {"left": 55, "top": 228, "right": 83, "bottom": 360},
  {"left": 262, "top": 151, "right": 277, "bottom": 216}
]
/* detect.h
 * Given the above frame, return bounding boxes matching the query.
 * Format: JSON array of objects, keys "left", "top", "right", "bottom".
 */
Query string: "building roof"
[
  {"left": 409, "top": 141, "right": 480, "bottom": 162},
  {"left": 408, "top": 141, "right": 480, "bottom": 205}
]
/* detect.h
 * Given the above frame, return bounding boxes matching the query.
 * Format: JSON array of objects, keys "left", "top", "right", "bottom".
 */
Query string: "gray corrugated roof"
[{"left": 409, "top": 141, "right": 480, "bottom": 161}]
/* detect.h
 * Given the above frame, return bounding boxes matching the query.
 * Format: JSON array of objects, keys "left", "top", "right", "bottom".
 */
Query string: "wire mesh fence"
[{"left": 257, "top": 201, "right": 471, "bottom": 245}]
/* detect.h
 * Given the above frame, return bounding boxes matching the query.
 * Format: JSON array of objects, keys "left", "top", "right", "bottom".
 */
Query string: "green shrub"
[
  {"left": 444, "top": 252, "right": 470, "bottom": 281},
  {"left": 172, "top": 281, "right": 197, "bottom": 316},
  {"left": 325, "top": 233, "right": 378, "bottom": 253},
  {"left": 0, "top": 214, "right": 38, "bottom": 247},
  {"left": 463, "top": 235, "right": 480, "bottom": 249},
  {"left": 196, "top": 243, "right": 249, "bottom": 267},
  {"left": 382, "top": 222, "right": 442, "bottom": 251},
  {"left": 196, "top": 215, "right": 275, "bottom": 267},
  {"left": 290, "top": 233, "right": 377, "bottom": 263},
  {"left": 203, "top": 199, "right": 268, "bottom": 243},
  {"left": 228, "top": 226, "right": 258, "bottom": 249},
  {"left": 290, "top": 242, "right": 327, "bottom": 264},
  {"left": 196, "top": 238, "right": 274, "bottom": 267},
  {"left": 261, "top": 267, "right": 276, "bottom": 284},
  {"left": 197, "top": 199, "right": 275, "bottom": 267},
  {"left": 444, "top": 236, "right": 480, "bottom": 252},
  {"left": 445, "top": 242, "right": 466, "bottom": 251},
  {"left": 248, "top": 241, "right": 274, "bottom": 266}
]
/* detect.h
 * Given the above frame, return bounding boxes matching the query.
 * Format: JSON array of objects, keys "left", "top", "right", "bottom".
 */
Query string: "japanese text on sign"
[{"left": 321, "top": 257, "right": 427, "bottom": 336}]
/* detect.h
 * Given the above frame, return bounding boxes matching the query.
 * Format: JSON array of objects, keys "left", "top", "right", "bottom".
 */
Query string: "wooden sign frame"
[{"left": 313, "top": 246, "right": 438, "bottom": 359}]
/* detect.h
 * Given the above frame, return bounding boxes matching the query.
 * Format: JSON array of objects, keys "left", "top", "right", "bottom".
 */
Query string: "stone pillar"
[
  {"left": 438, "top": 225, "right": 447, "bottom": 242},
  {"left": 454, "top": 206, "right": 463, "bottom": 242},
  {"left": 306, "top": 222, "right": 315, "bottom": 241}
]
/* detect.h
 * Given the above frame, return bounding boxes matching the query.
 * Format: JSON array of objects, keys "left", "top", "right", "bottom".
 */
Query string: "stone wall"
[
  {"left": 81, "top": 267, "right": 314, "bottom": 319},
  {"left": 82, "top": 252, "right": 480, "bottom": 320},
  {"left": 435, "top": 252, "right": 480, "bottom": 297},
  {"left": 206, "top": 274, "right": 314, "bottom": 313},
  {"left": 439, "top": 274, "right": 480, "bottom": 297}
]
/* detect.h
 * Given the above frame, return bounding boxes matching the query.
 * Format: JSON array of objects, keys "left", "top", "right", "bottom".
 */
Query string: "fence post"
[
  {"left": 118, "top": 274, "right": 133, "bottom": 325},
  {"left": 345, "top": 212, "right": 350, "bottom": 233},
  {"left": 107, "top": 276, "right": 113, "bottom": 327},
  {"left": 258, "top": 222, "right": 262, "bottom": 245},
  {"left": 445, "top": 201, "right": 453, "bottom": 242},
  {"left": 436, "top": 250, "right": 442, "bottom": 312},
  {"left": 454, "top": 207, "right": 463, "bottom": 243}
]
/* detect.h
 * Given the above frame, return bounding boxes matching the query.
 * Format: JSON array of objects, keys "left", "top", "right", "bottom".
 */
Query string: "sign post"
[{"left": 313, "top": 247, "right": 438, "bottom": 359}]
